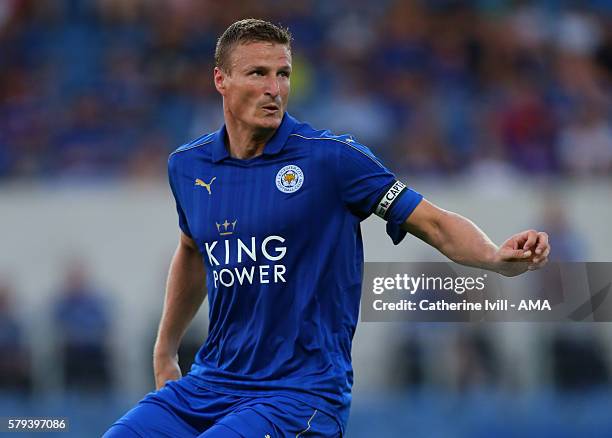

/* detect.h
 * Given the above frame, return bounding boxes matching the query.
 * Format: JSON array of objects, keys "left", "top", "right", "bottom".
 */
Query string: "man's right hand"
[{"left": 153, "top": 352, "right": 182, "bottom": 390}]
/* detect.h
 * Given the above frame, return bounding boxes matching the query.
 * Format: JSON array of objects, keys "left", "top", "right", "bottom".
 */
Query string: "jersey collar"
[{"left": 211, "top": 112, "right": 297, "bottom": 163}]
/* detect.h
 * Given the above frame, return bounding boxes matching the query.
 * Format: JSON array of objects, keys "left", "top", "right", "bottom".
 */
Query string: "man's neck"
[{"left": 224, "top": 115, "right": 276, "bottom": 160}]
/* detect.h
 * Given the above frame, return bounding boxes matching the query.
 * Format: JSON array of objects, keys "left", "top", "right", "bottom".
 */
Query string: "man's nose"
[{"left": 264, "top": 76, "right": 280, "bottom": 97}]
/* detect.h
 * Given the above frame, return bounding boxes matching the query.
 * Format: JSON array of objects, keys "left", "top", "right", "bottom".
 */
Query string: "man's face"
[{"left": 215, "top": 42, "right": 291, "bottom": 132}]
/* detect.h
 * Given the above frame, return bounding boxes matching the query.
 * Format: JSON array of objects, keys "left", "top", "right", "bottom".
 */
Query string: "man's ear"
[{"left": 214, "top": 67, "right": 227, "bottom": 95}]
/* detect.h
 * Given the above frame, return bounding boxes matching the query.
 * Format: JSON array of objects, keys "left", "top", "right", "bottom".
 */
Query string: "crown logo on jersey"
[{"left": 216, "top": 219, "right": 237, "bottom": 236}]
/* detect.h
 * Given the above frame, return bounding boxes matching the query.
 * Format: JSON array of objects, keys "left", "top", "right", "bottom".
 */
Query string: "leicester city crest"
[{"left": 275, "top": 164, "right": 304, "bottom": 193}]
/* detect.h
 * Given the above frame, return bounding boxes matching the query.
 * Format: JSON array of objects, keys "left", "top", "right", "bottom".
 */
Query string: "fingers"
[
  {"left": 534, "top": 232, "right": 549, "bottom": 256},
  {"left": 532, "top": 245, "right": 550, "bottom": 264},
  {"left": 499, "top": 247, "right": 532, "bottom": 261},
  {"left": 499, "top": 230, "right": 551, "bottom": 271},
  {"left": 522, "top": 230, "right": 539, "bottom": 252},
  {"left": 529, "top": 247, "right": 550, "bottom": 269},
  {"left": 529, "top": 232, "right": 550, "bottom": 267},
  {"left": 528, "top": 232, "right": 550, "bottom": 269},
  {"left": 501, "top": 230, "right": 550, "bottom": 263},
  {"left": 528, "top": 257, "right": 548, "bottom": 270}
]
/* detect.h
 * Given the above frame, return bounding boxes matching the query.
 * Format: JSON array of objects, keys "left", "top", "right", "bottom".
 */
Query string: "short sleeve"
[
  {"left": 168, "top": 155, "right": 193, "bottom": 238},
  {"left": 336, "top": 139, "right": 423, "bottom": 244}
]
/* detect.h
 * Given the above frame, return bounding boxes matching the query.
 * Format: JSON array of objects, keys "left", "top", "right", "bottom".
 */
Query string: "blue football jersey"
[{"left": 167, "top": 113, "right": 423, "bottom": 431}]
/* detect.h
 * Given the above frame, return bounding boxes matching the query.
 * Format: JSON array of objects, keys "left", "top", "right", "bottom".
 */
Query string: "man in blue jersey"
[{"left": 105, "top": 19, "right": 550, "bottom": 437}]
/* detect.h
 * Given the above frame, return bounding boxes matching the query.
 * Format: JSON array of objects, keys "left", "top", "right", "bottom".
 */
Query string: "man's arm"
[
  {"left": 401, "top": 199, "right": 550, "bottom": 277},
  {"left": 153, "top": 231, "right": 206, "bottom": 389}
]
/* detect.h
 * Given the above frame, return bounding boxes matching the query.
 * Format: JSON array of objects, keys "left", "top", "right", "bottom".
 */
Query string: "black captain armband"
[{"left": 374, "top": 180, "right": 408, "bottom": 220}]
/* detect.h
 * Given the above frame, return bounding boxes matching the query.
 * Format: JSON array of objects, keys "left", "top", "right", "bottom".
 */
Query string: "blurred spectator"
[
  {"left": 389, "top": 331, "right": 424, "bottom": 389},
  {"left": 551, "top": 330, "right": 609, "bottom": 390},
  {"left": 0, "top": 279, "right": 31, "bottom": 393},
  {"left": 454, "top": 329, "right": 498, "bottom": 391},
  {"left": 557, "top": 101, "right": 612, "bottom": 177},
  {"left": 534, "top": 196, "right": 586, "bottom": 309},
  {"left": 51, "top": 93, "right": 119, "bottom": 177},
  {"left": 53, "top": 262, "right": 112, "bottom": 391},
  {"left": 498, "top": 80, "right": 557, "bottom": 173},
  {"left": 309, "top": 69, "right": 395, "bottom": 151},
  {"left": 538, "top": 196, "right": 586, "bottom": 262},
  {"left": 595, "top": 20, "right": 612, "bottom": 80}
]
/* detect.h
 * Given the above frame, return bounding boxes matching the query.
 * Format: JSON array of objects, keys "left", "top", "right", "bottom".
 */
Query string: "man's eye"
[
  {"left": 279, "top": 71, "right": 290, "bottom": 78},
  {"left": 251, "top": 70, "right": 264, "bottom": 76}
]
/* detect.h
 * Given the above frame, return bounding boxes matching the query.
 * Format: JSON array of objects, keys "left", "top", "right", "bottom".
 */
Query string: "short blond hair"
[{"left": 215, "top": 19, "right": 292, "bottom": 73}]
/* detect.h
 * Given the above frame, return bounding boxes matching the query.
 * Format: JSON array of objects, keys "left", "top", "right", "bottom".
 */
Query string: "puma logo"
[{"left": 195, "top": 177, "right": 216, "bottom": 195}]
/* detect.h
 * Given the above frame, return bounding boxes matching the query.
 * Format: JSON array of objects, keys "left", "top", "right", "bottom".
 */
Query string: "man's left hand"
[{"left": 494, "top": 230, "right": 550, "bottom": 277}]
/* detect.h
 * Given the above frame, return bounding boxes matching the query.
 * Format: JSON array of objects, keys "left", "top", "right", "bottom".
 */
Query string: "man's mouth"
[{"left": 262, "top": 104, "right": 279, "bottom": 112}]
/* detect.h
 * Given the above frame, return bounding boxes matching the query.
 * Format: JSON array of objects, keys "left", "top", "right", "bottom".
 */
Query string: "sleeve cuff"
[{"left": 385, "top": 189, "right": 423, "bottom": 245}]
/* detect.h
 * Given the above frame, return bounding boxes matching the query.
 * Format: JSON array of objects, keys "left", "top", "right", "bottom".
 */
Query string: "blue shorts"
[{"left": 103, "top": 375, "right": 341, "bottom": 437}]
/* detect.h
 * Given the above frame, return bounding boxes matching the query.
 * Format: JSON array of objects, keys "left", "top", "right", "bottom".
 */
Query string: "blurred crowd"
[{"left": 0, "top": 0, "right": 611, "bottom": 181}]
